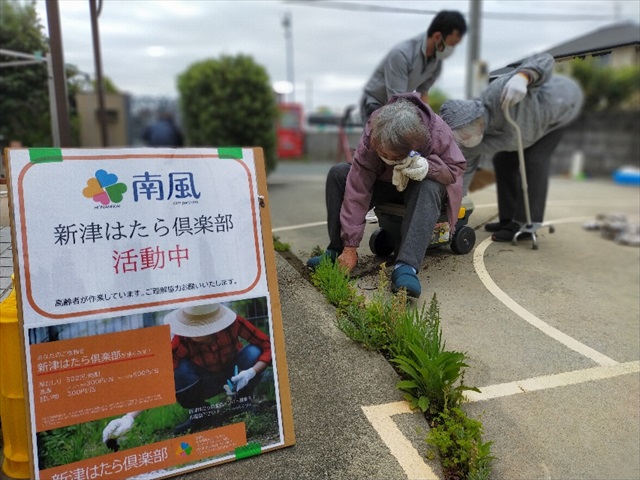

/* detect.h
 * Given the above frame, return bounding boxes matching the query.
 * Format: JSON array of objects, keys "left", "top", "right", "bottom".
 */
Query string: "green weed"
[
  {"left": 273, "top": 235, "right": 291, "bottom": 252},
  {"left": 391, "top": 295, "right": 480, "bottom": 416},
  {"left": 310, "top": 256, "right": 362, "bottom": 310},
  {"left": 427, "top": 407, "right": 494, "bottom": 480},
  {"left": 388, "top": 293, "right": 442, "bottom": 359},
  {"left": 38, "top": 421, "right": 107, "bottom": 468}
]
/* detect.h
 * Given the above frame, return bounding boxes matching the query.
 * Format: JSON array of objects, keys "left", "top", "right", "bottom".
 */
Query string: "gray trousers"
[
  {"left": 325, "top": 162, "right": 445, "bottom": 270},
  {"left": 493, "top": 128, "right": 565, "bottom": 223}
]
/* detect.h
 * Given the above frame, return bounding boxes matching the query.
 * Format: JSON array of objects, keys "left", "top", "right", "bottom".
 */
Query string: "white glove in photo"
[
  {"left": 231, "top": 367, "right": 256, "bottom": 391},
  {"left": 102, "top": 413, "right": 136, "bottom": 442}
]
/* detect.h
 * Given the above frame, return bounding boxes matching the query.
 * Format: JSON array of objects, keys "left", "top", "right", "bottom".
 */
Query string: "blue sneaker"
[
  {"left": 391, "top": 265, "right": 421, "bottom": 298},
  {"left": 306, "top": 249, "right": 340, "bottom": 271}
]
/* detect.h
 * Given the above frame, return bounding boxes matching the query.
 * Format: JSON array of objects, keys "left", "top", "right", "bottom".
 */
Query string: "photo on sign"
[{"left": 30, "top": 296, "right": 281, "bottom": 474}]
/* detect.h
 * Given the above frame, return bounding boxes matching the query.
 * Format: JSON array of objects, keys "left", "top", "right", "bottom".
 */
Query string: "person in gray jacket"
[
  {"left": 307, "top": 93, "right": 466, "bottom": 298},
  {"left": 440, "top": 53, "right": 584, "bottom": 242},
  {"left": 360, "top": 10, "right": 467, "bottom": 123}
]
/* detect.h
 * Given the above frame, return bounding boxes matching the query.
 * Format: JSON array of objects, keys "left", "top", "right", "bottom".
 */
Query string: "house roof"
[{"left": 490, "top": 21, "right": 640, "bottom": 77}]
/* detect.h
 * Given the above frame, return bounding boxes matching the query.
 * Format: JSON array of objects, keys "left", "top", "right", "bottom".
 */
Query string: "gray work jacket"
[
  {"left": 462, "top": 53, "right": 584, "bottom": 159},
  {"left": 361, "top": 32, "right": 442, "bottom": 110}
]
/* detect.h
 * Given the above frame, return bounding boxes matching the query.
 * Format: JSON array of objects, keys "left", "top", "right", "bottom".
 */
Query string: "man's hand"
[
  {"left": 338, "top": 247, "right": 358, "bottom": 273},
  {"left": 231, "top": 367, "right": 256, "bottom": 391},
  {"left": 102, "top": 413, "right": 136, "bottom": 443},
  {"left": 501, "top": 73, "right": 529, "bottom": 109}
]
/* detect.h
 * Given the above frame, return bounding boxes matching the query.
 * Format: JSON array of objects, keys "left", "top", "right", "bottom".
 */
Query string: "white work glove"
[
  {"left": 102, "top": 413, "right": 135, "bottom": 442},
  {"left": 501, "top": 73, "right": 529, "bottom": 109},
  {"left": 231, "top": 367, "right": 256, "bottom": 391}
]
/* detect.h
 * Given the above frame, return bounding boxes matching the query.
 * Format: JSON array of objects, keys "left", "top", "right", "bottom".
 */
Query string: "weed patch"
[
  {"left": 310, "top": 260, "right": 493, "bottom": 480},
  {"left": 273, "top": 235, "right": 291, "bottom": 252},
  {"left": 427, "top": 407, "right": 494, "bottom": 480}
]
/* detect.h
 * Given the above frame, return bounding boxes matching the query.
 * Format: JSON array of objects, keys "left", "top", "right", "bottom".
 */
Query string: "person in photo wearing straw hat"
[
  {"left": 102, "top": 303, "right": 272, "bottom": 440},
  {"left": 439, "top": 53, "right": 583, "bottom": 242}
]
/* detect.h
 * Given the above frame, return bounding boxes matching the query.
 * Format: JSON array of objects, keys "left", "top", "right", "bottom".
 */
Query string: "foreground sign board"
[{"left": 5, "top": 147, "right": 294, "bottom": 479}]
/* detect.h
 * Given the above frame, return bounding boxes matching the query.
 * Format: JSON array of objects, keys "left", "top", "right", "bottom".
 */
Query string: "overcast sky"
[{"left": 33, "top": 0, "right": 640, "bottom": 113}]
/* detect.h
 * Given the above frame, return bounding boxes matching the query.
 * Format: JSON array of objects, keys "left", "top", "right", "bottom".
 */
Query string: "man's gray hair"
[{"left": 370, "top": 99, "right": 429, "bottom": 155}]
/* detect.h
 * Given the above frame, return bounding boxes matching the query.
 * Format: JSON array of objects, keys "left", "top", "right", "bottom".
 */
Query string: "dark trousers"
[
  {"left": 493, "top": 128, "right": 565, "bottom": 223},
  {"left": 325, "top": 162, "right": 444, "bottom": 270},
  {"left": 174, "top": 344, "right": 262, "bottom": 409}
]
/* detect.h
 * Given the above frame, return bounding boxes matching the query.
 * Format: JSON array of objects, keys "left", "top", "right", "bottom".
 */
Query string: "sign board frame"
[{"left": 5, "top": 146, "right": 295, "bottom": 480}]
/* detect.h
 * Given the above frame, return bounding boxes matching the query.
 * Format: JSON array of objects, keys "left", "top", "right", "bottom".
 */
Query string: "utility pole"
[
  {"left": 89, "top": 0, "right": 109, "bottom": 147},
  {"left": 282, "top": 12, "right": 295, "bottom": 103},
  {"left": 45, "top": 0, "right": 72, "bottom": 147},
  {"left": 465, "top": 0, "right": 483, "bottom": 99}
]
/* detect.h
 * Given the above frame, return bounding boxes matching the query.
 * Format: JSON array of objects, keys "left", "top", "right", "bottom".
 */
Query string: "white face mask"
[
  {"left": 454, "top": 125, "right": 484, "bottom": 148},
  {"left": 380, "top": 150, "right": 418, "bottom": 166},
  {"left": 459, "top": 133, "right": 483, "bottom": 148},
  {"left": 435, "top": 37, "right": 454, "bottom": 60},
  {"left": 380, "top": 155, "right": 398, "bottom": 166}
]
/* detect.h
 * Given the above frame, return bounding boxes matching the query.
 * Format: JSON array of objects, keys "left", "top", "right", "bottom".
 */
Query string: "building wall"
[
  {"left": 76, "top": 92, "right": 130, "bottom": 147},
  {"left": 551, "top": 110, "right": 640, "bottom": 177},
  {"left": 610, "top": 45, "right": 640, "bottom": 69},
  {"left": 304, "top": 129, "right": 363, "bottom": 162}
]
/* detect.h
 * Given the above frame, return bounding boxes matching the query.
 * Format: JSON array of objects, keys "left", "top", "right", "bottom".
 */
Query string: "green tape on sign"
[
  {"left": 29, "top": 148, "right": 63, "bottom": 163},
  {"left": 218, "top": 147, "right": 243, "bottom": 159},
  {"left": 235, "top": 442, "right": 262, "bottom": 460}
]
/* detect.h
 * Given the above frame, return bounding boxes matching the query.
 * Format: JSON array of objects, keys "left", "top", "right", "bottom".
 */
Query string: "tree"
[
  {"left": 568, "top": 57, "right": 640, "bottom": 112},
  {"left": 0, "top": 0, "right": 51, "bottom": 147},
  {"left": 177, "top": 54, "right": 278, "bottom": 174},
  {"left": 428, "top": 88, "right": 449, "bottom": 114}
]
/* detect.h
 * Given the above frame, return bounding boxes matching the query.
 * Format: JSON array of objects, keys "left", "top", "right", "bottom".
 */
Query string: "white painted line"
[
  {"left": 472, "top": 201, "right": 636, "bottom": 211},
  {"left": 473, "top": 231, "right": 618, "bottom": 366},
  {"left": 471, "top": 202, "right": 498, "bottom": 209},
  {"left": 272, "top": 221, "right": 326, "bottom": 233},
  {"left": 466, "top": 361, "right": 640, "bottom": 403},
  {"left": 363, "top": 362, "right": 640, "bottom": 471},
  {"left": 543, "top": 216, "right": 598, "bottom": 225},
  {"left": 361, "top": 402, "right": 438, "bottom": 480}
]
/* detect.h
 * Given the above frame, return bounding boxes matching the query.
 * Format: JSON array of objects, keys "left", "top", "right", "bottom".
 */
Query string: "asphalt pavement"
[{"left": 1, "top": 159, "right": 639, "bottom": 479}]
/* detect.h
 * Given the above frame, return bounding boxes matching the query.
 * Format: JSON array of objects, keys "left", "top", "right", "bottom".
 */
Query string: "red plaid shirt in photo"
[{"left": 171, "top": 315, "right": 272, "bottom": 373}]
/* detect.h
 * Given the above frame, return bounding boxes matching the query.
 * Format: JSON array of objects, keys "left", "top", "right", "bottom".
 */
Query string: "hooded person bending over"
[
  {"left": 440, "top": 53, "right": 583, "bottom": 242},
  {"left": 307, "top": 93, "right": 466, "bottom": 298}
]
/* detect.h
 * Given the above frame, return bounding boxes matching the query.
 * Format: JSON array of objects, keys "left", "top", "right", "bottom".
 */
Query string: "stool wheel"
[{"left": 451, "top": 225, "right": 476, "bottom": 255}]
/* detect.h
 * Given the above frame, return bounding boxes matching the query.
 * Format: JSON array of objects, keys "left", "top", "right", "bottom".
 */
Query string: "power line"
[
  {"left": 283, "top": 0, "right": 440, "bottom": 15},
  {"left": 283, "top": 1, "right": 619, "bottom": 22}
]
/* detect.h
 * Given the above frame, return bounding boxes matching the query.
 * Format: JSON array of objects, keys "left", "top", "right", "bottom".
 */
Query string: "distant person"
[
  {"left": 142, "top": 111, "right": 184, "bottom": 147},
  {"left": 359, "top": 10, "right": 467, "bottom": 124},
  {"left": 306, "top": 93, "right": 466, "bottom": 298},
  {"left": 440, "top": 53, "right": 584, "bottom": 242}
]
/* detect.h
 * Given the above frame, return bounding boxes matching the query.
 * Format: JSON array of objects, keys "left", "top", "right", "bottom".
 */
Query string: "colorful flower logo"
[
  {"left": 82, "top": 169, "right": 127, "bottom": 205},
  {"left": 176, "top": 442, "right": 193, "bottom": 457}
]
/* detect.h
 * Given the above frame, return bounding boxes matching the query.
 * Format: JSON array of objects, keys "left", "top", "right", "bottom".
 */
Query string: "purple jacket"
[{"left": 341, "top": 92, "right": 466, "bottom": 248}]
